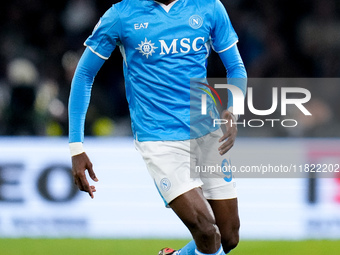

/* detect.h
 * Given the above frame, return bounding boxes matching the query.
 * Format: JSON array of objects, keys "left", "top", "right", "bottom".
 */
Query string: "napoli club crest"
[{"left": 160, "top": 178, "right": 171, "bottom": 192}]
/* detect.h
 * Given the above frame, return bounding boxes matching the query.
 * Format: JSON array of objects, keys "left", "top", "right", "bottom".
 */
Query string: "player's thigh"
[{"left": 208, "top": 198, "right": 240, "bottom": 245}]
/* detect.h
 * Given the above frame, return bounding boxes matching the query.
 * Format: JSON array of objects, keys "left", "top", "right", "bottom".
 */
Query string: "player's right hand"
[
  {"left": 218, "top": 110, "right": 238, "bottom": 155},
  {"left": 71, "top": 152, "right": 98, "bottom": 199}
]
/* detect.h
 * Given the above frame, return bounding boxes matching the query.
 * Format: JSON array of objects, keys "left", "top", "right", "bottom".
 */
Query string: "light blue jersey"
[{"left": 83, "top": 0, "right": 239, "bottom": 141}]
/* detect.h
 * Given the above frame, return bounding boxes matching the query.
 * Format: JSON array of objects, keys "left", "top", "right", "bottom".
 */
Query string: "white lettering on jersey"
[
  {"left": 136, "top": 37, "right": 206, "bottom": 58},
  {"left": 159, "top": 39, "right": 179, "bottom": 55},
  {"left": 192, "top": 37, "right": 205, "bottom": 51},
  {"left": 159, "top": 37, "right": 205, "bottom": 55},
  {"left": 134, "top": 23, "right": 149, "bottom": 30},
  {"left": 180, "top": 38, "right": 191, "bottom": 53}
]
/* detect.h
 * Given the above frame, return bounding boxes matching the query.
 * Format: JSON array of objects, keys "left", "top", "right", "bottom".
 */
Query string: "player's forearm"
[
  {"left": 68, "top": 72, "right": 92, "bottom": 144},
  {"left": 68, "top": 47, "right": 105, "bottom": 145},
  {"left": 219, "top": 44, "right": 247, "bottom": 113}
]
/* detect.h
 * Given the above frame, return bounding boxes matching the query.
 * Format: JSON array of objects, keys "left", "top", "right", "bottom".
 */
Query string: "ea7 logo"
[{"left": 134, "top": 23, "right": 149, "bottom": 30}]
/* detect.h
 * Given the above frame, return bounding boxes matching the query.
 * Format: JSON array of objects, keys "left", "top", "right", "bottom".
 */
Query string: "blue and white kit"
[
  {"left": 69, "top": 0, "right": 247, "bottom": 203},
  {"left": 69, "top": 0, "right": 247, "bottom": 143}
]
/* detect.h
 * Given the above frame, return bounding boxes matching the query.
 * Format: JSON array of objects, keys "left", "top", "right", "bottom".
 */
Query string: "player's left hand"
[{"left": 218, "top": 110, "right": 238, "bottom": 155}]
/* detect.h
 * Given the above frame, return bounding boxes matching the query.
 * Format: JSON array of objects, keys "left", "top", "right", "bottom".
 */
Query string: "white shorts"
[{"left": 135, "top": 129, "right": 237, "bottom": 206}]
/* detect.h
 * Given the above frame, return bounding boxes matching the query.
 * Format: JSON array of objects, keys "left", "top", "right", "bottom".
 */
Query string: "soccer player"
[{"left": 69, "top": 0, "right": 247, "bottom": 255}]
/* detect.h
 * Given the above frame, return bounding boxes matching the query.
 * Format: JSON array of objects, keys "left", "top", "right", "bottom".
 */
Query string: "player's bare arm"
[
  {"left": 218, "top": 110, "right": 237, "bottom": 155},
  {"left": 71, "top": 152, "right": 98, "bottom": 199}
]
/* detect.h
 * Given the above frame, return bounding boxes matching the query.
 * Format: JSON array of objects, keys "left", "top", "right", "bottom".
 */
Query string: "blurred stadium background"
[{"left": 0, "top": 0, "right": 340, "bottom": 254}]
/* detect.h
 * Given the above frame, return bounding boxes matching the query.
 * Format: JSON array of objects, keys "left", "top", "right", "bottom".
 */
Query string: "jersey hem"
[{"left": 134, "top": 126, "right": 220, "bottom": 142}]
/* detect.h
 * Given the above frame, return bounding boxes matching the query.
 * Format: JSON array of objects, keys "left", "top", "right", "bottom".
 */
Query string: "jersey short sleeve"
[
  {"left": 84, "top": 5, "right": 121, "bottom": 60},
  {"left": 211, "top": 0, "right": 238, "bottom": 53}
]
